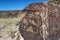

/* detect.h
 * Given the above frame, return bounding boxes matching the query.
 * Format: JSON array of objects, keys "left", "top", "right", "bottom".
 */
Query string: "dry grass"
[
  {"left": 0, "top": 14, "right": 25, "bottom": 40},
  {"left": 0, "top": 14, "right": 25, "bottom": 28},
  {"left": 0, "top": 17, "right": 20, "bottom": 26}
]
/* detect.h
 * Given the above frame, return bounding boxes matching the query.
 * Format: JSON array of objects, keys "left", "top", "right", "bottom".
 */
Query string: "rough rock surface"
[{"left": 19, "top": 2, "right": 60, "bottom": 40}]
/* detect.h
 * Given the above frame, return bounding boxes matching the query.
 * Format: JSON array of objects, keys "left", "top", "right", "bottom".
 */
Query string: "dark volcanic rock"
[{"left": 19, "top": 2, "right": 60, "bottom": 40}]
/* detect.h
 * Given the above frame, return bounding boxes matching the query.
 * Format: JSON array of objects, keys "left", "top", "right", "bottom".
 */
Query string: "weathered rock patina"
[{"left": 19, "top": 2, "right": 60, "bottom": 40}]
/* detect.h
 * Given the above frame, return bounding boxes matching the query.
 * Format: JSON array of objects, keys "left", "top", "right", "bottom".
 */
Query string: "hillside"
[
  {"left": 0, "top": 10, "right": 22, "bottom": 18},
  {"left": 0, "top": 10, "right": 25, "bottom": 40},
  {"left": 0, "top": 2, "right": 60, "bottom": 40}
]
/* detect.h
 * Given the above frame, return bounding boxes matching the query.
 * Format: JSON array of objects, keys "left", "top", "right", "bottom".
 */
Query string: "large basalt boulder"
[{"left": 19, "top": 2, "right": 60, "bottom": 40}]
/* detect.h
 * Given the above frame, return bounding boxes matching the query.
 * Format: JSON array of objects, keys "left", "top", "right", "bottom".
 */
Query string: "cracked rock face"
[{"left": 19, "top": 2, "right": 60, "bottom": 40}]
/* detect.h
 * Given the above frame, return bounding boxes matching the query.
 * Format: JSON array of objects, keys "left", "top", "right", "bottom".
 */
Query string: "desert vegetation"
[
  {"left": 49, "top": 0, "right": 60, "bottom": 4},
  {"left": 0, "top": 1, "right": 60, "bottom": 40},
  {"left": 0, "top": 11, "right": 25, "bottom": 40}
]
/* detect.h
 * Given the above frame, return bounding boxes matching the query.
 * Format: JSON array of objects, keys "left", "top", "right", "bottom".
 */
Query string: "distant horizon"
[{"left": 0, "top": 0, "right": 48, "bottom": 10}]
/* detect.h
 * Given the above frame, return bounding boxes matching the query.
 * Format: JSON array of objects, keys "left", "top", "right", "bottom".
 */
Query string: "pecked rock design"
[{"left": 19, "top": 2, "right": 60, "bottom": 40}]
